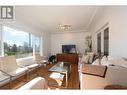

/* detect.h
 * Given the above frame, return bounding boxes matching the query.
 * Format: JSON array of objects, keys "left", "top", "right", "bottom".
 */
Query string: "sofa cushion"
[
  {"left": 102, "top": 56, "right": 108, "bottom": 61},
  {"left": 8, "top": 67, "right": 28, "bottom": 76},
  {"left": 101, "top": 60, "right": 113, "bottom": 66},
  {"left": 92, "top": 59, "right": 100, "bottom": 65},
  {"left": 0, "top": 72, "right": 10, "bottom": 82},
  {"left": 17, "top": 57, "right": 36, "bottom": 67},
  {"left": 87, "top": 52, "right": 95, "bottom": 64},
  {"left": 26, "top": 64, "right": 39, "bottom": 69},
  {"left": 107, "top": 56, "right": 117, "bottom": 61},
  {"left": 109, "top": 57, "right": 127, "bottom": 68}
]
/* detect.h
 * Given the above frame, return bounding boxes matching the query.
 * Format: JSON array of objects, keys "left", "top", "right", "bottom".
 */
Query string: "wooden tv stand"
[{"left": 56, "top": 53, "right": 79, "bottom": 64}]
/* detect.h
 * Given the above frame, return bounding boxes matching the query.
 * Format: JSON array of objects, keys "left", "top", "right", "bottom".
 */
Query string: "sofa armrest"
[
  {"left": 0, "top": 70, "right": 12, "bottom": 77},
  {"left": 79, "top": 65, "right": 127, "bottom": 89},
  {"left": 18, "top": 77, "right": 48, "bottom": 90}
]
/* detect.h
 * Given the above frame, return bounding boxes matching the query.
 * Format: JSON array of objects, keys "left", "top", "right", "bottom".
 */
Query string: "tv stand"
[{"left": 56, "top": 53, "right": 78, "bottom": 64}]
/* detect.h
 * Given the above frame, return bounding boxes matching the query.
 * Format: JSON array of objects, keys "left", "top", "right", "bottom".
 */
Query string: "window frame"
[
  {"left": 96, "top": 24, "right": 109, "bottom": 55},
  {"left": 33, "top": 35, "right": 41, "bottom": 54},
  {"left": 0, "top": 25, "right": 42, "bottom": 59},
  {"left": 0, "top": 25, "right": 4, "bottom": 56}
]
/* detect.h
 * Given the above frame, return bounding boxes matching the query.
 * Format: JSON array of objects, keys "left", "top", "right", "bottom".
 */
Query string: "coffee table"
[{"left": 48, "top": 62, "right": 71, "bottom": 87}]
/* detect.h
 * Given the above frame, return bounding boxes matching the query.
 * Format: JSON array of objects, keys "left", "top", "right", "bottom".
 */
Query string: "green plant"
[
  {"left": 4, "top": 51, "right": 17, "bottom": 56},
  {"left": 48, "top": 55, "right": 56, "bottom": 63}
]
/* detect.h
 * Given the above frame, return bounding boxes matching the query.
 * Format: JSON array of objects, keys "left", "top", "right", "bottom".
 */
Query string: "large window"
[
  {"left": 1, "top": 26, "right": 41, "bottom": 58},
  {"left": 0, "top": 25, "right": 2, "bottom": 56},
  {"left": 3, "top": 26, "right": 33, "bottom": 58},
  {"left": 34, "top": 36, "right": 41, "bottom": 54}
]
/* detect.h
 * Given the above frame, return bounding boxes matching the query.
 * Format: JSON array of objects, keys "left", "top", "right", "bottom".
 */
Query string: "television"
[{"left": 62, "top": 45, "right": 76, "bottom": 53}]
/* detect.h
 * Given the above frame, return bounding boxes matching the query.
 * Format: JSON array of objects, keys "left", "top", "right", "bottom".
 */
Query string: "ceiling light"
[{"left": 57, "top": 24, "right": 71, "bottom": 31}]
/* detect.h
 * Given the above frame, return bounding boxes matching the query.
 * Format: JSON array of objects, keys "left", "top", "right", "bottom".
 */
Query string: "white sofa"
[
  {"left": 17, "top": 56, "right": 40, "bottom": 80},
  {"left": 0, "top": 71, "right": 11, "bottom": 87},
  {"left": 79, "top": 56, "right": 127, "bottom": 89},
  {"left": 18, "top": 77, "right": 48, "bottom": 90},
  {"left": 17, "top": 56, "right": 39, "bottom": 70},
  {"left": 0, "top": 56, "right": 28, "bottom": 88},
  {"left": 0, "top": 56, "right": 40, "bottom": 88}
]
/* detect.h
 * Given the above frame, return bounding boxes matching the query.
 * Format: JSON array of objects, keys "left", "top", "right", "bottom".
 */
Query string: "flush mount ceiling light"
[{"left": 57, "top": 24, "right": 71, "bottom": 31}]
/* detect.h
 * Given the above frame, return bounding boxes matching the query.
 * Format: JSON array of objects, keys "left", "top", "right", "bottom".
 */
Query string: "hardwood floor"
[{"left": 0, "top": 63, "right": 80, "bottom": 90}]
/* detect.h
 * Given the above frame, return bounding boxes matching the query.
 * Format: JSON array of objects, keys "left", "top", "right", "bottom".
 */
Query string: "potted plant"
[{"left": 48, "top": 55, "right": 56, "bottom": 64}]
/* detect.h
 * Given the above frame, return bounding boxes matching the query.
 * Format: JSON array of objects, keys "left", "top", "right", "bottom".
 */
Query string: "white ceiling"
[{"left": 15, "top": 6, "right": 99, "bottom": 33}]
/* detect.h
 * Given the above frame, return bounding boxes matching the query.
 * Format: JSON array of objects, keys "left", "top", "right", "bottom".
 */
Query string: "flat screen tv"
[{"left": 62, "top": 45, "right": 76, "bottom": 53}]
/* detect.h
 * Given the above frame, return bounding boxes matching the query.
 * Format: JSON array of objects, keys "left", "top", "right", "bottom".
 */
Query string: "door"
[
  {"left": 97, "top": 32, "right": 101, "bottom": 53},
  {"left": 104, "top": 27, "right": 109, "bottom": 56}
]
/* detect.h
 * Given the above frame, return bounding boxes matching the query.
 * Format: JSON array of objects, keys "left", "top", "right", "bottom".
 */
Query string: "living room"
[{"left": 1, "top": 5, "right": 127, "bottom": 91}]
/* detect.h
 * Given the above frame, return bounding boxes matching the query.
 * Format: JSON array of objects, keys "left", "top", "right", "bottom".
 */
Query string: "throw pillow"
[
  {"left": 92, "top": 59, "right": 100, "bottom": 65},
  {"left": 80, "top": 54, "right": 90, "bottom": 64},
  {"left": 87, "top": 52, "right": 95, "bottom": 64},
  {"left": 101, "top": 60, "right": 112, "bottom": 66}
]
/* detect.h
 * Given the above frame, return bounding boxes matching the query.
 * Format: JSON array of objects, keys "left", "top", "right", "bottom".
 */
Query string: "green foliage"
[
  {"left": 4, "top": 51, "right": 17, "bottom": 56},
  {"left": 48, "top": 55, "right": 56, "bottom": 63}
]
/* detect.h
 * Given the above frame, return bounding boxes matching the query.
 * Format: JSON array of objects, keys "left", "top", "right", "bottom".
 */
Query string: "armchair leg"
[
  {"left": 37, "top": 67, "right": 40, "bottom": 76},
  {"left": 25, "top": 71, "right": 28, "bottom": 82},
  {"left": 26, "top": 71, "right": 30, "bottom": 81},
  {"left": 36, "top": 67, "right": 39, "bottom": 76},
  {"left": 9, "top": 77, "right": 13, "bottom": 89}
]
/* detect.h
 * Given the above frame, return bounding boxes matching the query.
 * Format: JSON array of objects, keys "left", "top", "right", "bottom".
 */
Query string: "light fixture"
[{"left": 57, "top": 24, "right": 71, "bottom": 31}]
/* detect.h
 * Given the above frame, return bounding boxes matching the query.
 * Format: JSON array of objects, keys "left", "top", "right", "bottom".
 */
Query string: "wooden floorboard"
[{"left": 0, "top": 63, "right": 80, "bottom": 90}]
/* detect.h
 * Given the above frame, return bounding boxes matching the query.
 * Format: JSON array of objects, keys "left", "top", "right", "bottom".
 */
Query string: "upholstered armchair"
[
  {"left": 0, "top": 71, "right": 11, "bottom": 88},
  {"left": 0, "top": 56, "right": 28, "bottom": 82},
  {"left": 16, "top": 57, "right": 40, "bottom": 79}
]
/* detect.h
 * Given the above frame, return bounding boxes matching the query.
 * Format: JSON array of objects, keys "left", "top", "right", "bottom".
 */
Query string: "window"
[
  {"left": 97, "top": 32, "right": 101, "bottom": 53},
  {"left": 0, "top": 25, "right": 42, "bottom": 59},
  {"left": 34, "top": 36, "right": 41, "bottom": 54},
  {"left": 0, "top": 41, "right": 2, "bottom": 56},
  {"left": 3, "top": 26, "right": 33, "bottom": 58},
  {"left": 0, "top": 26, "right": 2, "bottom": 56},
  {"left": 96, "top": 26, "right": 109, "bottom": 56},
  {"left": 104, "top": 27, "right": 109, "bottom": 55}
]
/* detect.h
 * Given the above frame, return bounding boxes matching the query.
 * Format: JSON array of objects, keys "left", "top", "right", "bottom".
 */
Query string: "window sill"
[{"left": 16, "top": 56, "right": 34, "bottom": 61}]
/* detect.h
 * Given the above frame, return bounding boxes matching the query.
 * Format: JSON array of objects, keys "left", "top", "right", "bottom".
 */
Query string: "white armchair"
[
  {"left": 17, "top": 57, "right": 40, "bottom": 79},
  {"left": 0, "top": 71, "right": 11, "bottom": 87},
  {"left": 0, "top": 56, "right": 28, "bottom": 80}
]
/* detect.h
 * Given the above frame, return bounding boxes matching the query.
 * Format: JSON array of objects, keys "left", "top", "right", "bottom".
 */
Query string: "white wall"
[
  {"left": 42, "top": 31, "right": 51, "bottom": 58},
  {"left": 90, "top": 6, "right": 127, "bottom": 58},
  {"left": 51, "top": 31, "right": 90, "bottom": 55}
]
